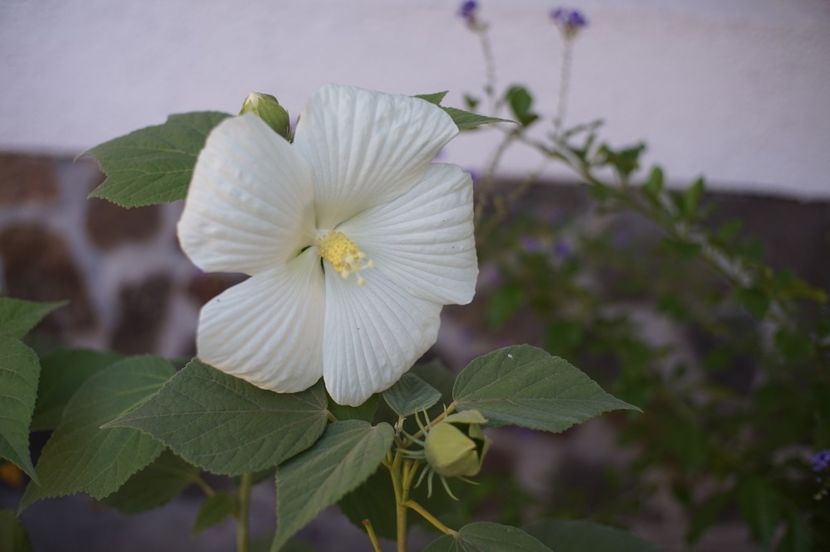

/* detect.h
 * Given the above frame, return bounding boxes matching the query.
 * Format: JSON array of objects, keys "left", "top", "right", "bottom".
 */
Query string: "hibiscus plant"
[{"left": 0, "top": 83, "right": 651, "bottom": 552}]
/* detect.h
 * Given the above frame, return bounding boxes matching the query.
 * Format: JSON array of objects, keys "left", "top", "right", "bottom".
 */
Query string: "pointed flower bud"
[
  {"left": 240, "top": 92, "right": 291, "bottom": 139},
  {"left": 425, "top": 409, "right": 491, "bottom": 478}
]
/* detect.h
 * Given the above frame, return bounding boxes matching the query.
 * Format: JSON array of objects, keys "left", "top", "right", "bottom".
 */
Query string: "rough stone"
[
  {"left": 0, "top": 223, "right": 96, "bottom": 332},
  {"left": 111, "top": 273, "right": 172, "bottom": 354},
  {"left": 0, "top": 153, "right": 59, "bottom": 205},
  {"left": 85, "top": 195, "right": 162, "bottom": 250}
]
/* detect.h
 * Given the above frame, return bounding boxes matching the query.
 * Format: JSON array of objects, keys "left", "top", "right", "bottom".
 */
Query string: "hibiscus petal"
[
  {"left": 178, "top": 114, "right": 316, "bottom": 275},
  {"left": 293, "top": 84, "right": 458, "bottom": 229},
  {"left": 341, "top": 164, "right": 477, "bottom": 305},
  {"left": 196, "top": 248, "right": 324, "bottom": 393},
  {"left": 322, "top": 268, "right": 442, "bottom": 406}
]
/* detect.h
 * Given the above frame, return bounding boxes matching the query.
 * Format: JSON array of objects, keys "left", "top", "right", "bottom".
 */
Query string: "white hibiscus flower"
[{"left": 177, "top": 84, "right": 478, "bottom": 406}]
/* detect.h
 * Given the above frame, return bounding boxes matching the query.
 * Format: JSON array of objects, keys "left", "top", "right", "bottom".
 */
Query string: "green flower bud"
[
  {"left": 424, "top": 410, "right": 491, "bottom": 478},
  {"left": 240, "top": 92, "right": 291, "bottom": 139}
]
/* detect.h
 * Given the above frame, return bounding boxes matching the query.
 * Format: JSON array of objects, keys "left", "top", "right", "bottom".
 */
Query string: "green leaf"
[
  {"left": 338, "top": 467, "right": 398, "bottom": 540},
  {"left": 328, "top": 394, "right": 379, "bottom": 422},
  {"left": 0, "top": 510, "right": 32, "bottom": 552},
  {"left": 102, "top": 450, "right": 199, "bottom": 514},
  {"left": 383, "top": 373, "right": 442, "bottom": 417},
  {"left": 193, "top": 492, "right": 238, "bottom": 534},
  {"left": 19, "top": 356, "right": 174, "bottom": 510},
  {"left": 416, "top": 92, "right": 449, "bottom": 105},
  {"left": 737, "top": 476, "right": 781, "bottom": 545},
  {"left": 736, "top": 287, "right": 770, "bottom": 319},
  {"left": 505, "top": 86, "right": 539, "bottom": 127},
  {"left": 423, "top": 522, "right": 552, "bottom": 552},
  {"left": 86, "top": 111, "right": 231, "bottom": 207},
  {"left": 108, "top": 359, "right": 328, "bottom": 476},
  {"left": 31, "top": 348, "right": 121, "bottom": 431},
  {"left": 0, "top": 337, "right": 40, "bottom": 481},
  {"left": 525, "top": 520, "right": 657, "bottom": 552},
  {"left": 443, "top": 107, "right": 512, "bottom": 131},
  {"left": 452, "top": 345, "right": 639, "bottom": 432},
  {"left": 0, "top": 298, "right": 65, "bottom": 339},
  {"left": 682, "top": 177, "right": 705, "bottom": 218},
  {"left": 272, "top": 420, "right": 394, "bottom": 551},
  {"left": 643, "top": 166, "right": 664, "bottom": 200}
]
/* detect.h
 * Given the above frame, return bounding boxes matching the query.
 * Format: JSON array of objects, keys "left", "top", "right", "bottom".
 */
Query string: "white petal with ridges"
[
  {"left": 322, "top": 268, "right": 442, "bottom": 406},
  {"left": 341, "top": 163, "right": 477, "bottom": 305},
  {"left": 196, "top": 248, "right": 324, "bottom": 393},
  {"left": 178, "top": 114, "right": 316, "bottom": 275},
  {"left": 293, "top": 84, "right": 458, "bottom": 229}
]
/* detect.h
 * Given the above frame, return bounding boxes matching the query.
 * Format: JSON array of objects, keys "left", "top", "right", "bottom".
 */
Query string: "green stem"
[
  {"left": 192, "top": 475, "right": 216, "bottom": 497},
  {"left": 235, "top": 473, "right": 253, "bottom": 552},
  {"left": 389, "top": 451, "right": 408, "bottom": 552},
  {"left": 403, "top": 500, "right": 457, "bottom": 536},
  {"left": 362, "top": 519, "right": 383, "bottom": 552}
]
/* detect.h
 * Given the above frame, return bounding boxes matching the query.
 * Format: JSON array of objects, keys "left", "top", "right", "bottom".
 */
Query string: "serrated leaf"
[
  {"left": 272, "top": 420, "right": 394, "bottom": 551},
  {"left": 416, "top": 92, "right": 449, "bottom": 105},
  {"left": 452, "top": 345, "right": 639, "bottom": 432},
  {"left": 193, "top": 492, "right": 238, "bottom": 534},
  {"left": 103, "top": 450, "right": 199, "bottom": 514},
  {"left": 0, "top": 510, "right": 32, "bottom": 552},
  {"left": 383, "top": 373, "right": 442, "bottom": 417},
  {"left": 31, "top": 349, "right": 121, "bottom": 431},
  {"left": 505, "top": 86, "right": 539, "bottom": 127},
  {"left": 85, "top": 111, "right": 230, "bottom": 207},
  {"left": 443, "top": 107, "right": 512, "bottom": 130},
  {"left": 0, "top": 298, "right": 65, "bottom": 340},
  {"left": 108, "top": 359, "right": 328, "bottom": 476},
  {"left": 0, "top": 337, "right": 40, "bottom": 481},
  {"left": 19, "top": 356, "right": 174, "bottom": 510},
  {"left": 525, "top": 520, "right": 657, "bottom": 552},
  {"left": 424, "top": 522, "right": 552, "bottom": 552}
]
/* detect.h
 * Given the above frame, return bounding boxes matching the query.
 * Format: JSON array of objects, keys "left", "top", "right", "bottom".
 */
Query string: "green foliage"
[
  {"left": 414, "top": 91, "right": 511, "bottom": 129},
  {"left": 505, "top": 85, "right": 539, "bottom": 127},
  {"left": 737, "top": 476, "right": 782, "bottom": 545},
  {"left": 383, "top": 373, "right": 442, "bottom": 417},
  {"left": 86, "top": 111, "right": 230, "bottom": 207},
  {"left": 0, "top": 337, "right": 40, "bottom": 481},
  {"left": 0, "top": 298, "right": 65, "bottom": 339},
  {"left": 31, "top": 348, "right": 121, "bottom": 431},
  {"left": 525, "top": 520, "right": 657, "bottom": 552},
  {"left": 272, "top": 420, "right": 394, "bottom": 551},
  {"left": 193, "top": 492, "right": 239, "bottom": 534},
  {"left": 423, "top": 522, "right": 552, "bottom": 552},
  {"left": 108, "top": 359, "right": 328, "bottom": 476},
  {"left": 328, "top": 393, "right": 379, "bottom": 422},
  {"left": 453, "top": 345, "right": 639, "bottom": 432},
  {"left": 20, "top": 356, "right": 174, "bottom": 510},
  {"left": 0, "top": 510, "right": 31, "bottom": 552},
  {"left": 103, "top": 450, "right": 199, "bottom": 514},
  {"left": 416, "top": 92, "right": 449, "bottom": 105},
  {"left": 338, "top": 468, "right": 398, "bottom": 539}
]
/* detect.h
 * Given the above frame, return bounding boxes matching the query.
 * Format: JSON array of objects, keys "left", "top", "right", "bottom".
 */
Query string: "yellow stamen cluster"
[{"left": 317, "top": 230, "right": 373, "bottom": 285}]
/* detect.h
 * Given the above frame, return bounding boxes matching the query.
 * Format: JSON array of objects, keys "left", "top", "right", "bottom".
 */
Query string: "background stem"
[{"left": 235, "top": 473, "right": 253, "bottom": 552}]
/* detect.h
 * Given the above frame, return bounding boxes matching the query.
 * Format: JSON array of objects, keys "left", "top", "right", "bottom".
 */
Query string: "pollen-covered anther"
[{"left": 316, "top": 230, "right": 373, "bottom": 285}]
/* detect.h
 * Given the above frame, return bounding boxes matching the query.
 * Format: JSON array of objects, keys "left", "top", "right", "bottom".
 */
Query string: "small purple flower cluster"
[
  {"left": 813, "top": 450, "right": 830, "bottom": 473},
  {"left": 550, "top": 7, "right": 589, "bottom": 39}
]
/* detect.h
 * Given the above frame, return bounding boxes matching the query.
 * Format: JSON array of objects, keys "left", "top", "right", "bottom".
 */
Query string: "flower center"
[{"left": 316, "top": 230, "right": 373, "bottom": 285}]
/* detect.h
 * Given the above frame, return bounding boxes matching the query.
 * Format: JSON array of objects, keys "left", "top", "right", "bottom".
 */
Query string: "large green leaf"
[
  {"left": 338, "top": 467, "right": 397, "bottom": 540},
  {"left": 0, "top": 510, "right": 32, "bottom": 552},
  {"left": 86, "top": 111, "right": 230, "bottom": 207},
  {"left": 31, "top": 348, "right": 121, "bottom": 431},
  {"left": 0, "top": 298, "right": 65, "bottom": 339},
  {"left": 102, "top": 450, "right": 199, "bottom": 514},
  {"left": 383, "top": 373, "right": 442, "bottom": 417},
  {"left": 272, "top": 420, "right": 394, "bottom": 551},
  {"left": 108, "top": 360, "right": 328, "bottom": 475},
  {"left": 193, "top": 492, "right": 238, "bottom": 534},
  {"left": 423, "top": 522, "right": 552, "bottom": 552},
  {"left": 452, "top": 345, "right": 639, "bottom": 432},
  {"left": 19, "top": 356, "right": 174, "bottom": 510},
  {"left": 525, "top": 520, "right": 658, "bottom": 552},
  {"left": 0, "top": 337, "right": 40, "bottom": 481}
]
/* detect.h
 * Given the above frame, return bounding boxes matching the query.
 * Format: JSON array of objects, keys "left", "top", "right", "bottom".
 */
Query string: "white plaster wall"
[{"left": 1, "top": 0, "right": 829, "bottom": 199}]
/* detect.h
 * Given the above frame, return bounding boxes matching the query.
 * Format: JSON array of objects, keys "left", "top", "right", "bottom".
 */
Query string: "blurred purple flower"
[
  {"left": 813, "top": 450, "right": 830, "bottom": 472},
  {"left": 458, "top": 0, "right": 478, "bottom": 24},
  {"left": 554, "top": 239, "right": 573, "bottom": 260},
  {"left": 550, "top": 7, "right": 588, "bottom": 39},
  {"left": 520, "top": 236, "right": 544, "bottom": 254}
]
